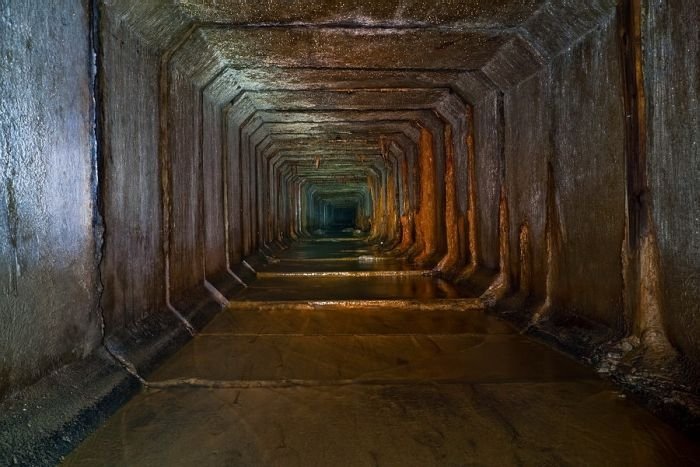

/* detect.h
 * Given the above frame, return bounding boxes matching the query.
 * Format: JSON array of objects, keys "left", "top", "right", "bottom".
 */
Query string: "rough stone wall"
[
  {"left": 0, "top": 0, "right": 101, "bottom": 399},
  {"left": 643, "top": 0, "right": 700, "bottom": 366}
]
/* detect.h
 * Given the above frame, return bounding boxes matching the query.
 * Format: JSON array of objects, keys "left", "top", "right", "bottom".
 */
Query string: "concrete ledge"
[
  {"left": 208, "top": 270, "right": 246, "bottom": 299},
  {"left": 0, "top": 348, "right": 138, "bottom": 466},
  {"left": 491, "top": 306, "right": 700, "bottom": 439},
  {"left": 173, "top": 285, "right": 228, "bottom": 335},
  {"left": 226, "top": 249, "right": 286, "bottom": 287},
  {"left": 227, "top": 298, "right": 484, "bottom": 312},
  {"left": 0, "top": 285, "right": 228, "bottom": 466},
  {"left": 256, "top": 270, "right": 432, "bottom": 278},
  {"left": 243, "top": 251, "right": 271, "bottom": 272},
  {"left": 231, "top": 261, "right": 257, "bottom": 284}
]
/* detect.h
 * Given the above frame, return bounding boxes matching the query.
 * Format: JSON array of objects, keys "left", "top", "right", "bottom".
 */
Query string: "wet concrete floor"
[{"left": 64, "top": 238, "right": 700, "bottom": 466}]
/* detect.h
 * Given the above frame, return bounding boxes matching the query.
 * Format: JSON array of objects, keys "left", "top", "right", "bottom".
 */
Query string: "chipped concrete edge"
[
  {"left": 489, "top": 304, "right": 700, "bottom": 440},
  {"left": 0, "top": 286, "right": 234, "bottom": 465},
  {"left": 0, "top": 348, "right": 138, "bottom": 466},
  {"left": 0, "top": 245, "right": 276, "bottom": 465}
]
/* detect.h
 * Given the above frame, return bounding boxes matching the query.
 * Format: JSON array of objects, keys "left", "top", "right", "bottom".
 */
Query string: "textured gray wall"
[{"left": 0, "top": 0, "right": 101, "bottom": 399}]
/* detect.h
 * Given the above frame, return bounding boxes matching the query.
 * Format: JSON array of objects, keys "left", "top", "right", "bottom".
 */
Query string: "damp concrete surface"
[{"left": 63, "top": 239, "right": 700, "bottom": 466}]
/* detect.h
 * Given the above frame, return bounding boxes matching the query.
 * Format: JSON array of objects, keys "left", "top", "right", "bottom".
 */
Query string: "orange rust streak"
[
  {"left": 414, "top": 127, "right": 437, "bottom": 265},
  {"left": 398, "top": 214, "right": 414, "bottom": 250},
  {"left": 458, "top": 105, "right": 480, "bottom": 280},
  {"left": 518, "top": 222, "right": 531, "bottom": 296},
  {"left": 386, "top": 168, "right": 398, "bottom": 244},
  {"left": 465, "top": 106, "right": 479, "bottom": 267},
  {"left": 436, "top": 124, "right": 460, "bottom": 274},
  {"left": 395, "top": 154, "right": 413, "bottom": 252},
  {"left": 481, "top": 187, "right": 511, "bottom": 304}
]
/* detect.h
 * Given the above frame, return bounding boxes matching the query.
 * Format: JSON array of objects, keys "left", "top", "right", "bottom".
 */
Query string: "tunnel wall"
[
  {"left": 167, "top": 66, "right": 205, "bottom": 296},
  {"left": 99, "top": 9, "right": 235, "bottom": 324},
  {"left": 0, "top": 0, "right": 101, "bottom": 399},
  {"left": 225, "top": 110, "right": 244, "bottom": 264},
  {"left": 472, "top": 94, "right": 502, "bottom": 272},
  {"left": 202, "top": 92, "right": 227, "bottom": 278},
  {"left": 503, "top": 74, "right": 549, "bottom": 300},
  {"left": 99, "top": 7, "right": 165, "bottom": 329},
  {"left": 494, "top": 2, "right": 700, "bottom": 374},
  {"left": 547, "top": 16, "right": 626, "bottom": 328},
  {"left": 643, "top": 0, "right": 700, "bottom": 366},
  {"left": 499, "top": 14, "right": 626, "bottom": 330}
]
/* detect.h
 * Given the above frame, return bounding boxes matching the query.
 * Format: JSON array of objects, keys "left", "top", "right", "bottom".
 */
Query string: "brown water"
[{"left": 63, "top": 238, "right": 700, "bottom": 466}]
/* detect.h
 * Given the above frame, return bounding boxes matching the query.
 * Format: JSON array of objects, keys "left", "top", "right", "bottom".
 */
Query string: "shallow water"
[{"left": 64, "top": 239, "right": 700, "bottom": 466}]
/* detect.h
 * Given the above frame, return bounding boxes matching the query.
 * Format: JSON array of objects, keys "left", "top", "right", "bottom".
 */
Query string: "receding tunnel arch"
[
  {"left": 116, "top": 0, "right": 699, "bottom": 397},
  {"left": 102, "top": 2, "right": 654, "bottom": 357},
  {"left": 2, "top": 1, "right": 700, "bottom": 462},
  {"left": 310, "top": 188, "right": 369, "bottom": 232}
]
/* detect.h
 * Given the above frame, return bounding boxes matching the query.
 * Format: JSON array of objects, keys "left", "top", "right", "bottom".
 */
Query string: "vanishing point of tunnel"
[{"left": 1, "top": 0, "right": 699, "bottom": 465}]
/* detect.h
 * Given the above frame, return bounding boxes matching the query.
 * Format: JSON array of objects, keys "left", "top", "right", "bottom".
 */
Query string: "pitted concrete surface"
[{"left": 63, "top": 240, "right": 700, "bottom": 466}]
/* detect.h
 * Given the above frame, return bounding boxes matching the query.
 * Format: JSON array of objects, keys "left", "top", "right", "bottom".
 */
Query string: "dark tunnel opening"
[
  {"left": 1, "top": 0, "right": 699, "bottom": 464},
  {"left": 331, "top": 207, "right": 357, "bottom": 229}
]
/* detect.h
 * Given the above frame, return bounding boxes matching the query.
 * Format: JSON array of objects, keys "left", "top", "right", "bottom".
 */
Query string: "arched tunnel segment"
[{"left": 1, "top": 0, "right": 699, "bottom": 463}]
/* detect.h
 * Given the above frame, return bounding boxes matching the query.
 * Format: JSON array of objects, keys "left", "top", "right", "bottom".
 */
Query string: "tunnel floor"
[{"left": 63, "top": 239, "right": 700, "bottom": 466}]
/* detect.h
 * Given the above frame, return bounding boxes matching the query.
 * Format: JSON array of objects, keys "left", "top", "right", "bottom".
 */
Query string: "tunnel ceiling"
[
  {"left": 177, "top": 0, "right": 546, "bottom": 26},
  {"left": 107, "top": 0, "right": 617, "bottom": 232}
]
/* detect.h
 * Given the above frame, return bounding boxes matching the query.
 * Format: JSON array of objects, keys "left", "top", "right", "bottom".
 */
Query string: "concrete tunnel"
[{"left": 1, "top": 0, "right": 699, "bottom": 464}]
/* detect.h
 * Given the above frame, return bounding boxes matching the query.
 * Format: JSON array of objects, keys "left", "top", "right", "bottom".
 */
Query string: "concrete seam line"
[
  {"left": 168, "top": 304, "right": 196, "bottom": 336},
  {"left": 227, "top": 267, "right": 248, "bottom": 287},
  {"left": 255, "top": 271, "right": 432, "bottom": 278},
  {"left": 135, "top": 377, "right": 547, "bottom": 390},
  {"left": 242, "top": 260, "right": 257, "bottom": 274},
  {"left": 196, "top": 332, "right": 511, "bottom": 337},
  {"left": 204, "top": 280, "right": 230, "bottom": 307},
  {"left": 225, "top": 299, "right": 484, "bottom": 311},
  {"left": 159, "top": 23, "right": 200, "bottom": 346},
  {"left": 104, "top": 347, "right": 147, "bottom": 386}
]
